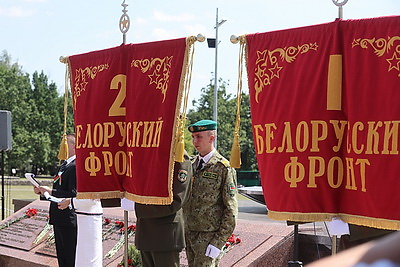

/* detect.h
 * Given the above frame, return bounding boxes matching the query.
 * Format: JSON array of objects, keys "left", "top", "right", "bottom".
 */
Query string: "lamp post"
[{"left": 211, "top": 8, "right": 226, "bottom": 148}]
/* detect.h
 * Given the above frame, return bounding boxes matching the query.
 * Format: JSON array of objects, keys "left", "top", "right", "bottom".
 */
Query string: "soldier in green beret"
[{"left": 184, "top": 119, "right": 238, "bottom": 266}]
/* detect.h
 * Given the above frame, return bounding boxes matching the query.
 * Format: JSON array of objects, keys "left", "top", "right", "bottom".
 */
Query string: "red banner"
[
  {"left": 68, "top": 38, "right": 188, "bottom": 204},
  {"left": 246, "top": 16, "right": 400, "bottom": 229}
]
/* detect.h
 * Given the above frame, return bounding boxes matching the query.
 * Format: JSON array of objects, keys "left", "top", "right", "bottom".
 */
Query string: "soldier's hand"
[
  {"left": 33, "top": 186, "right": 41, "bottom": 194},
  {"left": 58, "top": 198, "right": 71, "bottom": 210}
]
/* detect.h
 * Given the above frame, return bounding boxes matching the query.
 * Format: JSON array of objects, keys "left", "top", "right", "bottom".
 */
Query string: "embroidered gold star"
[
  {"left": 269, "top": 62, "right": 283, "bottom": 79},
  {"left": 386, "top": 52, "right": 400, "bottom": 72}
]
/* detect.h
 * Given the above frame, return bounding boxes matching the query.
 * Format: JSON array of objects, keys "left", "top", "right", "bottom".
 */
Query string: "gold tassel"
[
  {"left": 58, "top": 56, "right": 70, "bottom": 161},
  {"left": 229, "top": 36, "right": 246, "bottom": 168},
  {"left": 174, "top": 117, "right": 185, "bottom": 162},
  {"left": 57, "top": 134, "right": 68, "bottom": 161},
  {"left": 230, "top": 131, "right": 241, "bottom": 168}
]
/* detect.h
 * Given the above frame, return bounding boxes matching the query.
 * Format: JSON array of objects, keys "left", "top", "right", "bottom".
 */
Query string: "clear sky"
[{"left": 1, "top": 0, "right": 399, "bottom": 107}]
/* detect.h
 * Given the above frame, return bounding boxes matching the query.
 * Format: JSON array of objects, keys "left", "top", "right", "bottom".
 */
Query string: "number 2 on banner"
[{"left": 109, "top": 74, "right": 126, "bottom": 116}]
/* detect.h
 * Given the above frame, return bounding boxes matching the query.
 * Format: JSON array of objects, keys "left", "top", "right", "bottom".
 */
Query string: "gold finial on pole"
[
  {"left": 59, "top": 56, "right": 69, "bottom": 64},
  {"left": 120, "top": 0, "right": 130, "bottom": 44},
  {"left": 195, "top": 34, "right": 206, "bottom": 43},
  {"left": 332, "top": 0, "right": 349, "bottom": 19}
]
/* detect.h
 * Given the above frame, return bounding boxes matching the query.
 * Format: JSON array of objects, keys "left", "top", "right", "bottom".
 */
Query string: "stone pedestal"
[
  {"left": 0, "top": 200, "right": 137, "bottom": 267},
  {"left": 1, "top": 199, "right": 297, "bottom": 267},
  {"left": 223, "top": 220, "right": 294, "bottom": 266}
]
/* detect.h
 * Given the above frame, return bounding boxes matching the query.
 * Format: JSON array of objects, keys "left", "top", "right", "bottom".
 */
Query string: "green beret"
[{"left": 188, "top": 120, "right": 217, "bottom": 132}]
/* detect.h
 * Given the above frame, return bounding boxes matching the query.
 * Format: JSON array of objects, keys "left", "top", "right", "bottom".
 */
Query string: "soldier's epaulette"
[{"left": 221, "top": 159, "right": 230, "bottom": 167}]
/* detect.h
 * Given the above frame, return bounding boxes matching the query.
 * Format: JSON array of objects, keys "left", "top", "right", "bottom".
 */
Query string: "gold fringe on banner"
[
  {"left": 340, "top": 214, "right": 400, "bottom": 231},
  {"left": 268, "top": 210, "right": 400, "bottom": 231},
  {"left": 173, "top": 35, "right": 199, "bottom": 162},
  {"left": 122, "top": 192, "right": 174, "bottom": 205},
  {"left": 268, "top": 210, "right": 333, "bottom": 223},
  {"left": 57, "top": 56, "right": 71, "bottom": 162},
  {"left": 230, "top": 35, "right": 247, "bottom": 168},
  {"left": 77, "top": 191, "right": 124, "bottom": 200}
]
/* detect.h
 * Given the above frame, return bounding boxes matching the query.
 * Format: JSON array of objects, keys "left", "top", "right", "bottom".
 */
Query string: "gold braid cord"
[
  {"left": 57, "top": 56, "right": 71, "bottom": 161},
  {"left": 230, "top": 35, "right": 247, "bottom": 168},
  {"left": 173, "top": 36, "right": 197, "bottom": 163}
]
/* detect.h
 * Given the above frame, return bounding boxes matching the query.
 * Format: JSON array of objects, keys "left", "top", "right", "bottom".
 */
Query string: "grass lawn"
[
  {"left": 1, "top": 184, "right": 252, "bottom": 220},
  {"left": 1, "top": 184, "right": 38, "bottom": 220}
]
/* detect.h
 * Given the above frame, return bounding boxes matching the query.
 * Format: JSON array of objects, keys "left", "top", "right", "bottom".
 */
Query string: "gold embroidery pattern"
[
  {"left": 352, "top": 36, "right": 400, "bottom": 77},
  {"left": 131, "top": 56, "right": 173, "bottom": 102},
  {"left": 73, "top": 64, "right": 109, "bottom": 109},
  {"left": 253, "top": 43, "right": 318, "bottom": 103}
]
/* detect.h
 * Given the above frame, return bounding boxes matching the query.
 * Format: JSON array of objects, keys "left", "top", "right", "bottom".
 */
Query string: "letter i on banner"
[{"left": 327, "top": 55, "right": 343, "bottom": 111}]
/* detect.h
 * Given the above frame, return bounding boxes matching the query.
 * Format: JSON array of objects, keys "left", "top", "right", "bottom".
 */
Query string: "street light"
[{"left": 207, "top": 8, "right": 226, "bottom": 148}]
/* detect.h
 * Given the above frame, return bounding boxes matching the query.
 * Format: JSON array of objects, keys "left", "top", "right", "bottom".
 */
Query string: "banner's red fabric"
[
  {"left": 246, "top": 16, "right": 400, "bottom": 229},
  {"left": 68, "top": 38, "right": 187, "bottom": 204}
]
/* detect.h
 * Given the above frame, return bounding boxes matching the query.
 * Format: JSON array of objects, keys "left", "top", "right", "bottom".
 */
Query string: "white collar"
[{"left": 199, "top": 149, "right": 215, "bottom": 164}]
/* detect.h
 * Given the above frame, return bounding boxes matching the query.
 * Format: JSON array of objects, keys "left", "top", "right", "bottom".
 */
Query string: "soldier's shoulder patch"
[
  {"left": 177, "top": 169, "right": 188, "bottom": 182},
  {"left": 228, "top": 183, "right": 236, "bottom": 196}
]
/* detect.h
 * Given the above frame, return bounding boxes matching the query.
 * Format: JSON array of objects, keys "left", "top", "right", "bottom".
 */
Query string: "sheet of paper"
[{"left": 24, "top": 173, "right": 40, "bottom": 187}]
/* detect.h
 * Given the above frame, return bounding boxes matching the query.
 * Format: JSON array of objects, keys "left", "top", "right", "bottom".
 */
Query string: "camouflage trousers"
[{"left": 185, "top": 230, "right": 221, "bottom": 267}]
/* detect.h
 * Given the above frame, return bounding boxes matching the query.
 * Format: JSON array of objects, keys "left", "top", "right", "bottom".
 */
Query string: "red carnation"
[
  {"left": 104, "top": 218, "right": 111, "bottom": 225},
  {"left": 26, "top": 208, "right": 37, "bottom": 217},
  {"left": 115, "top": 221, "right": 124, "bottom": 228},
  {"left": 227, "top": 234, "right": 235, "bottom": 243}
]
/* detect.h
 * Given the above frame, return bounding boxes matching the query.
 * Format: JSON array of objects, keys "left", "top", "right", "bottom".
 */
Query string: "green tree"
[
  {"left": 0, "top": 51, "right": 74, "bottom": 176},
  {"left": 30, "top": 71, "right": 74, "bottom": 172},
  {"left": 238, "top": 93, "right": 258, "bottom": 170},
  {"left": 187, "top": 77, "right": 257, "bottom": 170},
  {"left": 0, "top": 51, "right": 34, "bottom": 174},
  {"left": 183, "top": 120, "right": 195, "bottom": 155}
]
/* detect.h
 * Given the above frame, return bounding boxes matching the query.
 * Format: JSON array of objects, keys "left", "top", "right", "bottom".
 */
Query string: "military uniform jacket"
[
  {"left": 184, "top": 151, "right": 238, "bottom": 249},
  {"left": 49, "top": 160, "right": 77, "bottom": 227},
  {"left": 134, "top": 153, "right": 192, "bottom": 252}
]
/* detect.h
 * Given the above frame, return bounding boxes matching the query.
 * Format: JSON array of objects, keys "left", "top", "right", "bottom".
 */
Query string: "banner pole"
[
  {"left": 332, "top": 235, "right": 337, "bottom": 255},
  {"left": 331, "top": 0, "right": 349, "bottom": 19},
  {"left": 120, "top": 0, "right": 130, "bottom": 44},
  {"left": 119, "top": 1, "right": 130, "bottom": 266}
]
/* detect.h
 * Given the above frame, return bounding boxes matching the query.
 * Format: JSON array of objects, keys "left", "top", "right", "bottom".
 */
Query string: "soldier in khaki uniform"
[
  {"left": 133, "top": 151, "right": 193, "bottom": 267},
  {"left": 184, "top": 120, "right": 238, "bottom": 267}
]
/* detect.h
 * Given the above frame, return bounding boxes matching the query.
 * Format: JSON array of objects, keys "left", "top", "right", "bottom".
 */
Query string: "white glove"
[
  {"left": 205, "top": 244, "right": 220, "bottom": 259},
  {"left": 121, "top": 198, "right": 135, "bottom": 211}
]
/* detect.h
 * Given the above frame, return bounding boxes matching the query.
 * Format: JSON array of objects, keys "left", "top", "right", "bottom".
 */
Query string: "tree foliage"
[
  {"left": 0, "top": 51, "right": 74, "bottom": 176},
  {"left": 186, "top": 77, "right": 258, "bottom": 170}
]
